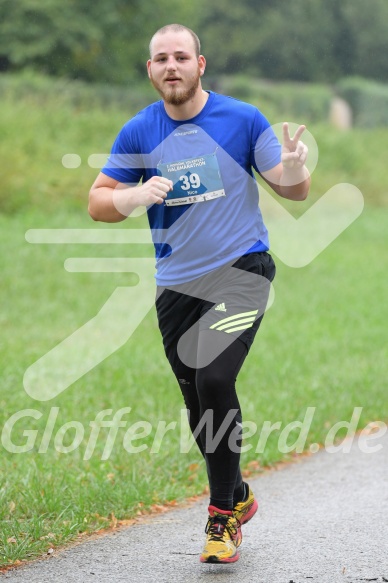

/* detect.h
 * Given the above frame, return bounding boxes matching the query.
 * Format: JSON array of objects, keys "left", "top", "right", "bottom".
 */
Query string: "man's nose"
[{"left": 166, "top": 56, "right": 177, "bottom": 70}]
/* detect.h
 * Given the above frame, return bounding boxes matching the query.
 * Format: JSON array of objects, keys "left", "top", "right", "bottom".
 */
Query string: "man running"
[{"left": 88, "top": 23, "right": 310, "bottom": 564}]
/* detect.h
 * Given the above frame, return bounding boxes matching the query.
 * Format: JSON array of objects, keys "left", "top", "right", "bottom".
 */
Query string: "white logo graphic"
[{"left": 22, "top": 122, "right": 364, "bottom": 401}]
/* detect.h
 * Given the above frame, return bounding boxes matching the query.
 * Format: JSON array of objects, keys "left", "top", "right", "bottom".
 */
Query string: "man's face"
[{"left": 147, "top": 31, "right": 206, "bottom": 106}]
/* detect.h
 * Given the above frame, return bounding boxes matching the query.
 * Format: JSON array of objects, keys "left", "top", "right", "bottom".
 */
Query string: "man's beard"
[{"left": 150, "top": 68, "right": 201, "bottom": 106}]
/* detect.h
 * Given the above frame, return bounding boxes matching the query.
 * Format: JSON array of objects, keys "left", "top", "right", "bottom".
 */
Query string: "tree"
[
  {"left": 0, "top": 0, "right": 106, "bottom": 77},
  {"left": 199, "top": 0, "right": 388, "bottom": 83},
  {"left": 1, "top": 0, "right": 387, "bottom": 84},
  {"left": 0, "top": 0, "right": 203, "bottom": 82},
  {"left": 342, "top": 0, "right": 388, "bottom": 82}
]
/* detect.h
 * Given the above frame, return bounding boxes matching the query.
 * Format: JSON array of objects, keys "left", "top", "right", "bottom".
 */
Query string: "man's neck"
[{"left": 163, "top": 88, "right": 209, "bottom": 121}]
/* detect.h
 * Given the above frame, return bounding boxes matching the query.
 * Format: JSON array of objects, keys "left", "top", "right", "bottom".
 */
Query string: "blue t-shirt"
[{"left": 101, "top": 91, "right": 281, "bottom": 286}]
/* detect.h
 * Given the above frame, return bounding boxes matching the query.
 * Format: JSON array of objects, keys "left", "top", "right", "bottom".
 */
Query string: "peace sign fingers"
[
  {"left": 282, "top": 122, "right": 308, "bottom": 169},
  {"left": 282, "top": 122, "right": 306, "bottom": 152}
]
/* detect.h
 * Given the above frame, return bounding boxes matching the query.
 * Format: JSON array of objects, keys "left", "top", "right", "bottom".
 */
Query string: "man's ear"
[
  {"left": 198, "top": 55, "right": 206, "bottom": 77},
  {"left": 146, "top": 59, "right": 152, "bottom": 79}
]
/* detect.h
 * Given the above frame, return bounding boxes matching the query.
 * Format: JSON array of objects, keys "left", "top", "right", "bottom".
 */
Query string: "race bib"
[{"left": 157, "top": 153, "right": 226, "bottom": 206}]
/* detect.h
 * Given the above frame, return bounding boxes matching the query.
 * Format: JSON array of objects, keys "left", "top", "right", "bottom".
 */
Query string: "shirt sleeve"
[
  {"left": 250, "top": 109, "right": 282, "bottom": 173},
  {"left": 101, "top": 122, "right": 145, "bottom": 185}
]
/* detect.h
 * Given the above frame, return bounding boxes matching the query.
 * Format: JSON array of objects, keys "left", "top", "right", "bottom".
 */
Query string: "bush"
[
  {"left": 336, "top": 76, "right": 388, "bottom": 128},
  {"left": 218, "top": 76, "right": 333, "bottom": 124},
  {"left": 0, "top": 70, "right": 156, "bottom": 112}
]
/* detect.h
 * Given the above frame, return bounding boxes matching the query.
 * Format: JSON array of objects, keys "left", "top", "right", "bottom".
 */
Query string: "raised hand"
[{"left": 282, "top": 123, "right": 308, "bottom": 169}]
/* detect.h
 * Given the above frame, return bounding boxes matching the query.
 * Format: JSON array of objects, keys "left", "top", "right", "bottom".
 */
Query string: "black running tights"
[{"left": 168, "top": 331, "right": 248, "bottom": 510}]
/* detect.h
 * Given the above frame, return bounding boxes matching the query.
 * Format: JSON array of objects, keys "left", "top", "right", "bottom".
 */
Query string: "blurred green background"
[
  {"left": 1, "top": 0, "right": 388, "bottom": 84},
  {"left": 0, "top": 0, "right": 387, "bottom": 568}
]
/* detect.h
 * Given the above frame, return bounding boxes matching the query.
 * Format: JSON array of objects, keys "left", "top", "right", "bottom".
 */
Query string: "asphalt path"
[{"left": 2, "top": 431, "right": 387, "bottom": 583}]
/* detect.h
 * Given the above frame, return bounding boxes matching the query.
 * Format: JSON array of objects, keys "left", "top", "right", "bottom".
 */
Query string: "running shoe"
[
  {"left": 233, "top": 483, "right": 258, "bottom": 525},
  {"left": 200, "top": 506, "right": 242, "bottom": 564}
]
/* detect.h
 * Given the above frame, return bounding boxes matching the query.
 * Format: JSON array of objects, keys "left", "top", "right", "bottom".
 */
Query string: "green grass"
[{"left": 0, "top": 74, "right": 387, "bottom": 566}]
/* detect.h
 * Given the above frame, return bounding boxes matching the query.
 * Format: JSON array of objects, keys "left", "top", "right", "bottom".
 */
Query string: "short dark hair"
[{"left": 149, "top": 24, "right": 201, "bottom": 58}]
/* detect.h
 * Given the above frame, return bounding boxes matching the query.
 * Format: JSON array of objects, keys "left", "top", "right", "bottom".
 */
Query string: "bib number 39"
[{"left": 179, "top": 173, "right": 201, "bottom": 190}]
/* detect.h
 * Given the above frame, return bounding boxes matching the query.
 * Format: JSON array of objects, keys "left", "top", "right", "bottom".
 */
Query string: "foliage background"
[{"left": 1, "top": 0, "right": 388, "bottom": 84}]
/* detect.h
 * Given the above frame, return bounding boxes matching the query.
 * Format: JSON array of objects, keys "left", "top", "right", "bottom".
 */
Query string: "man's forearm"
[
  {"left": 88, "top": 186, "right": 138, "bottom": 222},
  {"left": 279, "top": 166, "right": 311, "bottom": 201}
]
